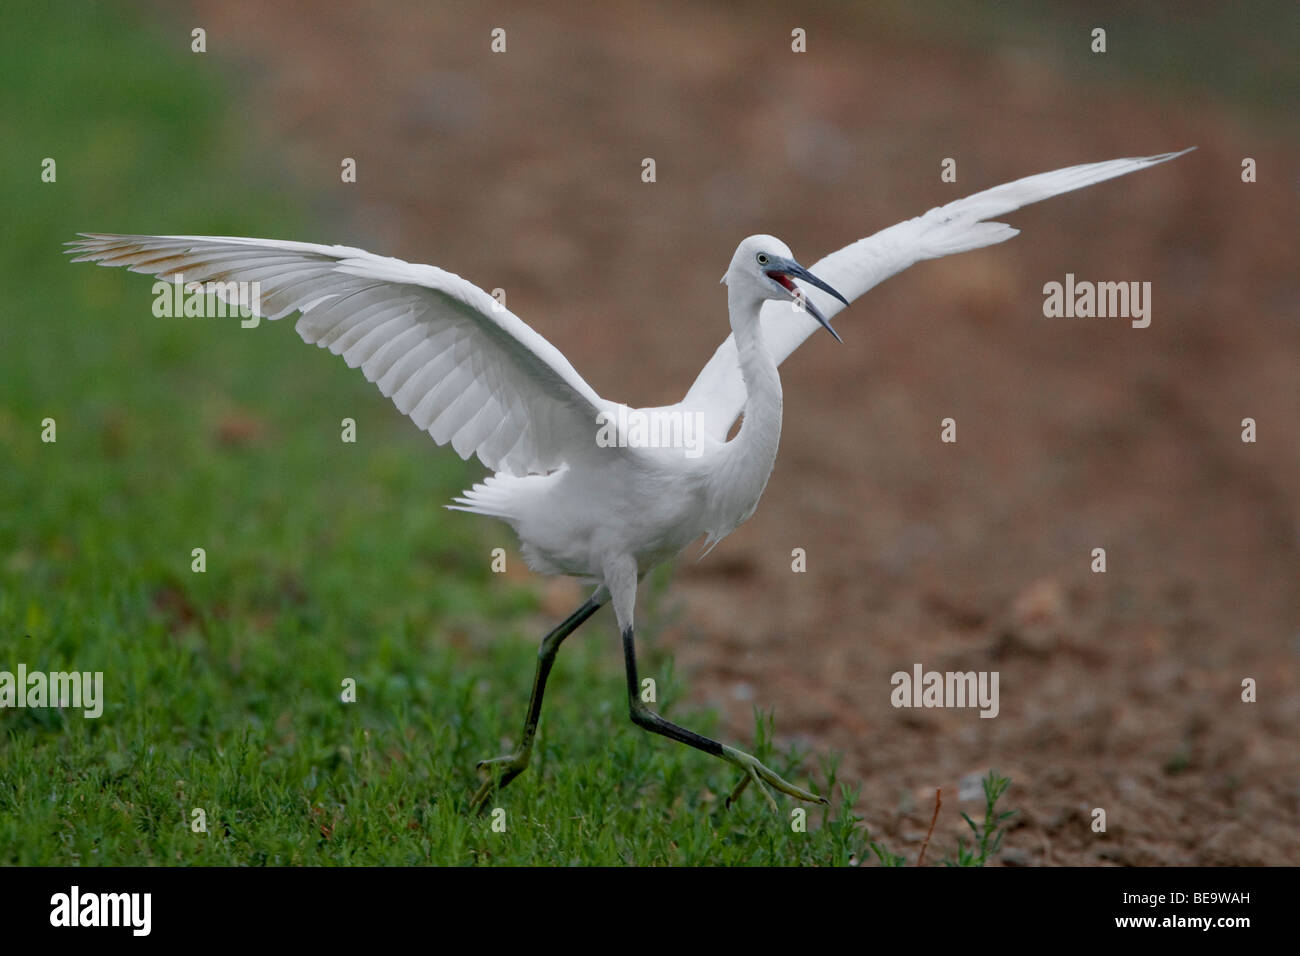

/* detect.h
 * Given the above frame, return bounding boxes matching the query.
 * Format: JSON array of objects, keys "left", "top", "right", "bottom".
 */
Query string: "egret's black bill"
[{"left": 765, "top": 256, "right": 847, "bottom": 343}]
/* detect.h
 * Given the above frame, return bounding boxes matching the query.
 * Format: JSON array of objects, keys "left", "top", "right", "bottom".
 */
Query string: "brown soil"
[{"left": 186, "top": 0, "right": 1298, "bottom": 864}]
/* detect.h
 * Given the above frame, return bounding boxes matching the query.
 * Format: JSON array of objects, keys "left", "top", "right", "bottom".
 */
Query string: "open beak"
[{"left": 764, "top": 256, "right": 847, "bottom": 343}]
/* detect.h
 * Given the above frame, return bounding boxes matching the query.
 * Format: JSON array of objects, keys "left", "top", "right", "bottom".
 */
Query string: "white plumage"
[
  {"left": 73, "top": 234, "right": 613, "bottom": 477},
  {"left": 69, "top": 148, "right": 1190, "bottom": 809}
]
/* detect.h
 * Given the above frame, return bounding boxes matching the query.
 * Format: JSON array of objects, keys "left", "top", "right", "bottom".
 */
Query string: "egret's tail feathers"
[
  {"left": 447, "top": 476, "right": 518, "bottom": 520},
  {"left": 696, "top": 532, "right": 725, "bottom": 561}
]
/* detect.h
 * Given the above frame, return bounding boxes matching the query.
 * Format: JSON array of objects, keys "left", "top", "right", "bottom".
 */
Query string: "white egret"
[{"left": 68, "top": 148, "right": 1190, "bottom": 811}]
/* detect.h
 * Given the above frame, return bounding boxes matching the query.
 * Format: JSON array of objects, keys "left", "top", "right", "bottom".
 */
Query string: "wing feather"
[{"left": 69, "top": 234, "right": 618, "bottom": 475}]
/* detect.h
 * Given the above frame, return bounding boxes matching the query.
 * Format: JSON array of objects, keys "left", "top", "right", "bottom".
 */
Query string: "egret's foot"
[
  {"left": 469, "top": 751, "right": 529, "bottom": 813},
  {"left": 720, "top": 744, "right": 827, "bottom": 811}
]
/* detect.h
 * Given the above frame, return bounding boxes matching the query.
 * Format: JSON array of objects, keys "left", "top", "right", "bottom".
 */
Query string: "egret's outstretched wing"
[
  {"left": 682, "top": 148, "right": 1193, "bottom": 439},
  {"left": 68, "top": 234, "right": 617, "bottom": 476}
]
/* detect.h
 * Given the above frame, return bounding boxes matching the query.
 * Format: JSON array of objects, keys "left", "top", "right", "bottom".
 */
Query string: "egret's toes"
[
  {"left": 476, "top": 753, "right": 523, "bottom": 772},
  {"left": 468, "top": 779, "right": 494, "bottom": 814},
  {"left": 721, "top": 744, "right": 826, "bottom": 810},
  {"left": 725, "top": 773, "right": 751, "bottom": 809},
  {"left": 468, "top": 752, "right": 529, "bottom": 813},
  {"left": 746, "top": 763, "right": 779, "bottom": 813}
]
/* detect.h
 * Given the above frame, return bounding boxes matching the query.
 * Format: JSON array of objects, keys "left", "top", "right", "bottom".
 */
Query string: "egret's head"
[{"left": 722, "top": 234, "right": 846, "bottom": 342}]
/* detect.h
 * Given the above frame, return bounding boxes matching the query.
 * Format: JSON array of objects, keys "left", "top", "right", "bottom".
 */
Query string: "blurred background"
[{"left": 2, "top": 1, "right": 1296, "bottom": 864}]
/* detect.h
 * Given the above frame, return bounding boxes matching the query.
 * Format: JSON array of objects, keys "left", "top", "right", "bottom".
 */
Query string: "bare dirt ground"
[{"left": 183, "top": 0, "right": 1298, "bottom": 864}]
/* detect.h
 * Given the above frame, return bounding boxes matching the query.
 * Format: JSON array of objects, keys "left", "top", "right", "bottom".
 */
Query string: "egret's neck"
[{"left": 714, "top": 289, "right": 783, "bottom": 526}]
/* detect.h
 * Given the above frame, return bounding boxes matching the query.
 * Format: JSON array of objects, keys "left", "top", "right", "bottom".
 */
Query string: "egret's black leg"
[
  {"left": 470, "top": 594, "right": 604, "bottom": 811},
  {"left": 621, "top": 626, "right": 827, "bottom": 810}
]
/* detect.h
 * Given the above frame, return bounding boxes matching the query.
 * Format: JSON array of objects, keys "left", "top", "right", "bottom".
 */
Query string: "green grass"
[
  {"left": 0, "top": 1, "right": 883, "bottom": 866},
  {"left": 946, "top": 771, "right": 1017, "bottom": 867}
]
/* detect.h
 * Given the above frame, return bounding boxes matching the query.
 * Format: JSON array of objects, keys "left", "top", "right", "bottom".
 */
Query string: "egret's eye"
[{"left": 756, "top": 253, "right": 769, "bottom": 266}]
